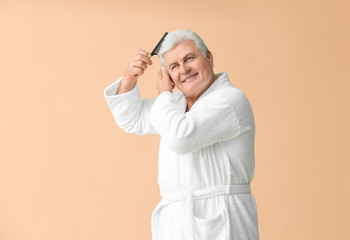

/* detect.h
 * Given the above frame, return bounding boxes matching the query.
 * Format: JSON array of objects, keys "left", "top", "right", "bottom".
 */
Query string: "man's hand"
[
  {"left": 118, "top": 49, "right": 153, "bottom": 94},
  {"left": 156, "top": 67, "right": 175, "bottom": 95}
]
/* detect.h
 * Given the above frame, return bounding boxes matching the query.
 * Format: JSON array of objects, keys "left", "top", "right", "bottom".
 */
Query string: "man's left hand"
[{"left": 156, "top": 67, "right": 175, "bottom": 95}]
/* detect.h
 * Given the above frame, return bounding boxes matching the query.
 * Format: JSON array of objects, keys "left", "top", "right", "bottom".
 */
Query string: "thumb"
[{"left": 162, "top": 66, "right": 169, "bottom": 79}]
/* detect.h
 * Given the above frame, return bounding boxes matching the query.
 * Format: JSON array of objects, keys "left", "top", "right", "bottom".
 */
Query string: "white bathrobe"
[{"left": 104, "top": 72, "right": 259, "bottom": 240}]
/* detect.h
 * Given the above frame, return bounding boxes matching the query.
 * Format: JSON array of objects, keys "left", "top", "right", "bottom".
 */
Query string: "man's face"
[{"left": 163, "top": 39, "right": 215, "bottom": 99}]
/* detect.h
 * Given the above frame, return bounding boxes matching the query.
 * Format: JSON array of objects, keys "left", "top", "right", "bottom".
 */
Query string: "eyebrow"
[{"left": 168, "top": 53, "right": 195, "bottom": 68}]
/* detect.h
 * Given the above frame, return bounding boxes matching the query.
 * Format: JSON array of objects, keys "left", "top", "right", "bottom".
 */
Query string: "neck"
[{"left": 185, "top": 73, "right": 217, "bottom": 112}]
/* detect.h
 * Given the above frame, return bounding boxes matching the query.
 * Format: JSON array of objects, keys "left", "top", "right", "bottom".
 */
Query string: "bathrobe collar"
[
  {"left": 179, "top": 72, "right": 233, "bottom": 112},
  {"left": 199, "top": 72, "right": 233, "bottom": 98}
]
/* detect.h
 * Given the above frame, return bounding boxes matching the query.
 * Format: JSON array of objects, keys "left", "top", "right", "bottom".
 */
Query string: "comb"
[{"left": 151, "top": 32, "right": 168, "bottom": 56}]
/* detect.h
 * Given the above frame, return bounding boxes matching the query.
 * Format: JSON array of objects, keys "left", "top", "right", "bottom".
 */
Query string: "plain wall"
[{"left": 0, "top": 0, "right": 349, "bottom": 239}]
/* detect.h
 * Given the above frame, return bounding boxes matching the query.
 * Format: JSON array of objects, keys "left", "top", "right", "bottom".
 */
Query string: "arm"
[
  {"left": 104, "top": 49, "right": 158, "bottom": 135},
  {"left": 149, "top": 88, "right": 254, "bottom": 154},
  {"left": 104, "top": 76, "right": 158, "bottom": 135}
]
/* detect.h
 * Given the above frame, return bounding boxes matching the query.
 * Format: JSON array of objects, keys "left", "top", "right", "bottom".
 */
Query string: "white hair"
[{"left": 158, "top": 28, "right": 208, "bottom": 66}]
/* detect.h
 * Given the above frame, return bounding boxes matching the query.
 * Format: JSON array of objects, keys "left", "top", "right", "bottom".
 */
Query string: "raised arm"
[
  {"left": 103, "top": 49, "right": 158, "bottom": 135},
  {"left": 118, "top": 49, "right": 153, "bottom": 94},
  {"left": 149, "top": 87, "right": 255, "bottom": 154}
]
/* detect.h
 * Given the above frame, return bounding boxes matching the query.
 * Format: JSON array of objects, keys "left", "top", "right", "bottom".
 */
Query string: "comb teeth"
[{"left": 151, "top": 32, "right": 168, "bottom": 56}]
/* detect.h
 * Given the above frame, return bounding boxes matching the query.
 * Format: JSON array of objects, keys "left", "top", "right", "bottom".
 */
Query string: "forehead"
[{"left": 163, "top": 39, "right": 200, "bottom": 65}]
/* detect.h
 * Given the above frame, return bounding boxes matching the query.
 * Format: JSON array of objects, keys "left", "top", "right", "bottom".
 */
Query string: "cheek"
[{"left": 170, "top": 73, "right": 180, "bottom": 84}]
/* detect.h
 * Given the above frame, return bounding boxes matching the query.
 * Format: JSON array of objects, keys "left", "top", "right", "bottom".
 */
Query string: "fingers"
[
  {"left": 156, "top": 67, "right": 175, "bottom": 94},
  {"left": 161, "top": 67, "right": 175, "bottom": 86},
  {"left": 135, "top": 49, "right": 151, "bottom": 57},
  {"left": 132, "top": 66, "right": 144, "bottom": 76},
  {"left": 161, "top": 67, "right": 170, "bottom": 79},
  {"left": 125, "top": 49, "right": 153, "bottom": 79},
  {"left": 132, "top": 60, "right": 147, "bottom": 71},
  {"left": 132, "top": 54, "right": 152, "bottom": 66},
  {"left": 134, "top": 49, "right": 153, "bottom": 65},
  {"left": 132, "top": 55, "right": 152, "bottom": 67}
]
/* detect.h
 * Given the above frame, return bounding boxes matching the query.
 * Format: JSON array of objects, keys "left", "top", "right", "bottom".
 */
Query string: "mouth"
[{"left": 182, "top": 73, "right": 198, "bottom": 83}]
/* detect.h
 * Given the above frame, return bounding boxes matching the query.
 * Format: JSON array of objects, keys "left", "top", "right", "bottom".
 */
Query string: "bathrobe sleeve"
[
  {"left": 104, "top": 76, "right": 158, "bottom": 135},
  {"left": 149, "top": 88, "right": 254, "bottom": 154}
]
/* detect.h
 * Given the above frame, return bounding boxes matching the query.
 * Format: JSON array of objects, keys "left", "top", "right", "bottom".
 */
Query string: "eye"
[
  {"left": 185, "top": 56, "right": 194, "bottom": 62},
  {"left": 171, "top": 65, "right": 178, "bottom": 71}
]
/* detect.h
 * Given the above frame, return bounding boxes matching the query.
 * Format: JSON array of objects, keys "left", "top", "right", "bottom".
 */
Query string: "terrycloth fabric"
[{"left": 104, "top": 72, "right": 259, "bottom": 240}]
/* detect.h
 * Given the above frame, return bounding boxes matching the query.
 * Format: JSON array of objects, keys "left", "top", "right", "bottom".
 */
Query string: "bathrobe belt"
[{"left": 151, "top": 183, "right": 251, "bottom": 240}]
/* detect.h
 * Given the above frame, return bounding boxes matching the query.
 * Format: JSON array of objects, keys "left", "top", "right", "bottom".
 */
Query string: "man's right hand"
[
  {"left": 118, "top": 50, "right": 153, "bottom": 94},
  {"left": 124, "top": 49, "right": 153, "bottom": 81}
]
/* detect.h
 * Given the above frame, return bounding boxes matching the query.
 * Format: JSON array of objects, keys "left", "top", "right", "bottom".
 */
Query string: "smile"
[{"left": 182, "top": 73, "right": 198, "bottom": 83}]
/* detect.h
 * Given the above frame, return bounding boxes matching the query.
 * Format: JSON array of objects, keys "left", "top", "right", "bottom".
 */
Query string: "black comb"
[{"left": 151, "top": 32, "right": 168, "bottom": 56}]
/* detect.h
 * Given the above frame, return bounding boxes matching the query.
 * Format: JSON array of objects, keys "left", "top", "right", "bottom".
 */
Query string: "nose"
[{"left": 179, "top": 63, "right": 191, "bottom": 75}]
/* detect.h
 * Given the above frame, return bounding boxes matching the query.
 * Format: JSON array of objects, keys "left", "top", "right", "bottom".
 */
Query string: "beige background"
[{"left": 1, "top": 0, "right": 349, "bottom": 239}]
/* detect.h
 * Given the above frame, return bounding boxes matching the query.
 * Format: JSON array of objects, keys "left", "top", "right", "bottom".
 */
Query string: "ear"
[{"left": 206, "top": 50, "right": 214, "bottom": 65}]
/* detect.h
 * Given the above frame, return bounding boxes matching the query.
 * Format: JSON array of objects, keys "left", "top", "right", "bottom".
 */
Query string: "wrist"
[
  {"left": 118, "top": 75, "right": 137, "bottom": 94},
  {"left": 123, "top": 72, "right": 137, "bottom": 83}
]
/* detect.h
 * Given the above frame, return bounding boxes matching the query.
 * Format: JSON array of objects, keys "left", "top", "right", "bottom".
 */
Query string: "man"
[{"left": 104, "top": 28, "right": 259, "bottom": 240}]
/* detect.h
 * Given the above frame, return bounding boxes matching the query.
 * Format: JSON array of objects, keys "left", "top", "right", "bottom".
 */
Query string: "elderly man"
[{"left": 104, "top": 28, "right": 259, "bottom": 240}]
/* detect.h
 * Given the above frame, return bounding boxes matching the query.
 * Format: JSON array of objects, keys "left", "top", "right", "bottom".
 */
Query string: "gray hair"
[{"left": 158, "top": 28, "right": 208, "bottom": 66}]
